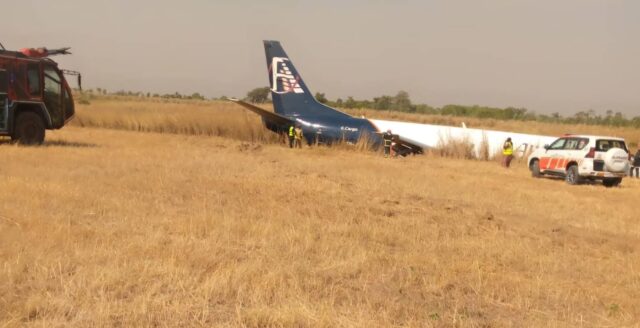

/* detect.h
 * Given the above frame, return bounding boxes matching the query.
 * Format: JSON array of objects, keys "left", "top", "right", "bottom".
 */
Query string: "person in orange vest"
[{"left": 502, "top": 137, "right": 514, "bottom": 168}]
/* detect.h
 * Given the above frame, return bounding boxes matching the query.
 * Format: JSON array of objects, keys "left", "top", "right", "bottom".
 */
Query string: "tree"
[
  {"left": 314, "top": 92, "right": 328, "bottom": 104},
  {"left": 245, "top": 87, "right": 271, "bottom": 103},
  {"left": 373, "top": 96, "right": 393, "bottom": 110},
  {"left": 393, "top": 91, "right": 412, "bottom": 111},
  {"left": 191, "top": 92, "right": 205, "bottom": 100},
  {"left": 345, "top": 97, "right": 357, "bottom": 109}
]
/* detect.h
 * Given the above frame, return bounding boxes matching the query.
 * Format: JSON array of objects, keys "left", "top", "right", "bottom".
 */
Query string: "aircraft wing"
[{"left": 230, "top": 98, "right": 294, "bottom": 127}]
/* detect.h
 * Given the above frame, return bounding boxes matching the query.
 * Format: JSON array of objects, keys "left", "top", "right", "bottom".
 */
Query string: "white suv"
[{"left": 527, "top": 135, "right": 630, "bottom": 187}]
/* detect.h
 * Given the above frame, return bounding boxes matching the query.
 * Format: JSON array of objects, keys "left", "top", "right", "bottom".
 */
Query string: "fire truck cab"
[{"left": 0, "top": 48, "right": 75, "bottom": 144}]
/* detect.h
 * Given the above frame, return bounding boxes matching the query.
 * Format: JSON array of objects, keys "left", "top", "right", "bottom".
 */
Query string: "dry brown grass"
[
  {"left": 71, "top": 97, "right": 279, "bottom": 144},
  {"left": 72, "top": 97, "right": 640, "bottom": 154},
  {"left": 1, "top": 97, "right": 639, "bottom": 326}
]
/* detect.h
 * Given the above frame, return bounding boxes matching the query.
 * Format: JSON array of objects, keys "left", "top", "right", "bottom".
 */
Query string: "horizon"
[{"left": 83, "top": 89, "right": 636, "bottom": 120}]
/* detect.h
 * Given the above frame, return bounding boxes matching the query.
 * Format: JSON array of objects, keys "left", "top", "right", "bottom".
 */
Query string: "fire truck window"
[
  {"left": 0, "top": 69, "right": 7, "bottom": 93},
  {"left": 63, "top": 86, "right": 74, "bottom": 120},
  {"left": 44, "top": 69, "right": 61, "bottom": 97},
  {"left": 0, "top": 70, "right": 6, "bottom": 129},
  {"left": 44, "top": 67, "right": 63, "bottom": 126},
  {"left": 27, "top": 64, "right": 41, "bottom": 95}
]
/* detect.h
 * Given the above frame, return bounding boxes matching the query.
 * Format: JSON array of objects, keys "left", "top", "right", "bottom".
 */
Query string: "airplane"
[{"left": 231, "top": 40, "right": 557, "bottom": 157}]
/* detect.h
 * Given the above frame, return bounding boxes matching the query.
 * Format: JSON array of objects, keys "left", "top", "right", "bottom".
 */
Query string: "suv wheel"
[
  {"left": 11, "top": 112, "right": 45, "bottom": 145},
  {"left": 530, "top": 160, "right": 541, "bottom": 178},
  {"left": 565, "top": 165, "right": 582, "bottom": 185},
  {"left": 602, "top": 178, "right": 622, "bottom": 188}
]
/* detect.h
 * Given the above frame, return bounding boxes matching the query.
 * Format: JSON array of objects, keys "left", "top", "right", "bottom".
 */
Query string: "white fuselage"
[{"left": 369, "top": 119, "right": 558, "bottom": 158}]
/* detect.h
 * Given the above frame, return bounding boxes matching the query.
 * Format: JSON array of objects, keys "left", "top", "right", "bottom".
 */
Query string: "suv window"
[
  {"left": 596, "top": 139, "right": 627, "bottom": 152},
  {"left": 549, "top": 138, "right": 566, "bottom": 150},
  {"left": 564, "top": 138, "right": 589, "bottom": 150}
]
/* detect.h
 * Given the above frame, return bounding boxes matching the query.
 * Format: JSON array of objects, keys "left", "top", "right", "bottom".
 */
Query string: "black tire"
[
  {"left": 12, "top": 112, "right": 45, "bottom": 145},
  {"left": 602, "top": 178, "right": 622, "bottom": 188},
  {"left": 565, "top": 165, "right": 582, "bottom": 185},
  {"left": 530, "top": 160, "right": 541, "bottom": 178}
]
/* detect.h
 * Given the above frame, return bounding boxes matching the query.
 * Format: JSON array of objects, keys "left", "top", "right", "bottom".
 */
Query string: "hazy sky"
[{"left": 4, "top": 0, "right": 639, "bottom": 115}]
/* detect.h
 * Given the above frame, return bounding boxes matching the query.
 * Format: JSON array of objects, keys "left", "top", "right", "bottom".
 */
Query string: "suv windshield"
[
  {"left": 596, "top": 139, "right": 627, "bottom": 152},
  {"left": 548, "top": 138, "right": 566, "bottom": 150}
]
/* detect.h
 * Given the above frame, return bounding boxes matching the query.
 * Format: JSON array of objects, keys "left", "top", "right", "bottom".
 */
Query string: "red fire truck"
[{"left": 0, "top": 45, "right": 79, "bottom": 144}]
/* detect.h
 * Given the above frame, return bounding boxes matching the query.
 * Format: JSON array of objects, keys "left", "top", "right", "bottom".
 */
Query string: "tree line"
[
  {"left": 244, "top": 87, "right": 640, "bottom": 129},
  {"left": 76, "top": 86, "right": 640, "bottom": 129}
]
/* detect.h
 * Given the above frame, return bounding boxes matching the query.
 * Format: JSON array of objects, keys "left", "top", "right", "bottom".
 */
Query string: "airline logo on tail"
[{"left": 270, "top": 57, "right": 304, "bottom": 94}]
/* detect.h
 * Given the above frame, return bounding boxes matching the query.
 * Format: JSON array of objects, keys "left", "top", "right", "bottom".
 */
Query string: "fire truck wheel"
[{"left": 12, "top": 112, "right": 45, "bottom": 145}]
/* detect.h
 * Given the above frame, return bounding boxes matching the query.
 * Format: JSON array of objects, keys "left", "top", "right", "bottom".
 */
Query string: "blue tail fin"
[{"left": 263, "top": 40, "right": 350, "bottom": 120}]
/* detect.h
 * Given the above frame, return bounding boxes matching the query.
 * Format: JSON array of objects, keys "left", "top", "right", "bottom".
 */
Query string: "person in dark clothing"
[
  {"left": 294, "top": 125, "right": 304, "bottom": 148},
  {"left": 631, "top": 147, "right": 640, "bottom": 178},
  {"left": 382, "top": 129, "right": 393, "bottom": 158}
]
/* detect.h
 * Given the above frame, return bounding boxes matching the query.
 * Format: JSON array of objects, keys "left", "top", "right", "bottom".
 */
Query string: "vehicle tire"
[
  {"left": 530, "top": 160, "right": 541, "bottom": 178},
  {"left": 565, "top": 165, "right": 582, "bottom": 185},
  {"left": 11, "top": 112, "right": 45, "bottom": 145},
  {"left": 602, "top": 178, "right": 622, "bottom": 188}
]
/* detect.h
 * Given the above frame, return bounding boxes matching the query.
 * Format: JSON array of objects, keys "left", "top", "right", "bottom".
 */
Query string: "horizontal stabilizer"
[{"left": 229, "top": 99, "right": 294, "bottom": 126}]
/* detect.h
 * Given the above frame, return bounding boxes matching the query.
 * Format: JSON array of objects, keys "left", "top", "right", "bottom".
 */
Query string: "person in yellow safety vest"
[
  {"left": 294, "top": 125, "right": 304, "bottom": 148},
  {"left": 502, "top": 137, "right": 514, "bottom": 168},
  {"left": 288, "top": 125, "right": 295, "bottom": 148}
]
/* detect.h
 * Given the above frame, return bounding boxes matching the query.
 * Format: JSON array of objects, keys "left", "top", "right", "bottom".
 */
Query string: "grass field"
[
  {"left": 1, "top": 98, "right": 639, "bottom": 326},
  {"left": 71, "top": 96, "right": 640, "bottom": 148}
]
